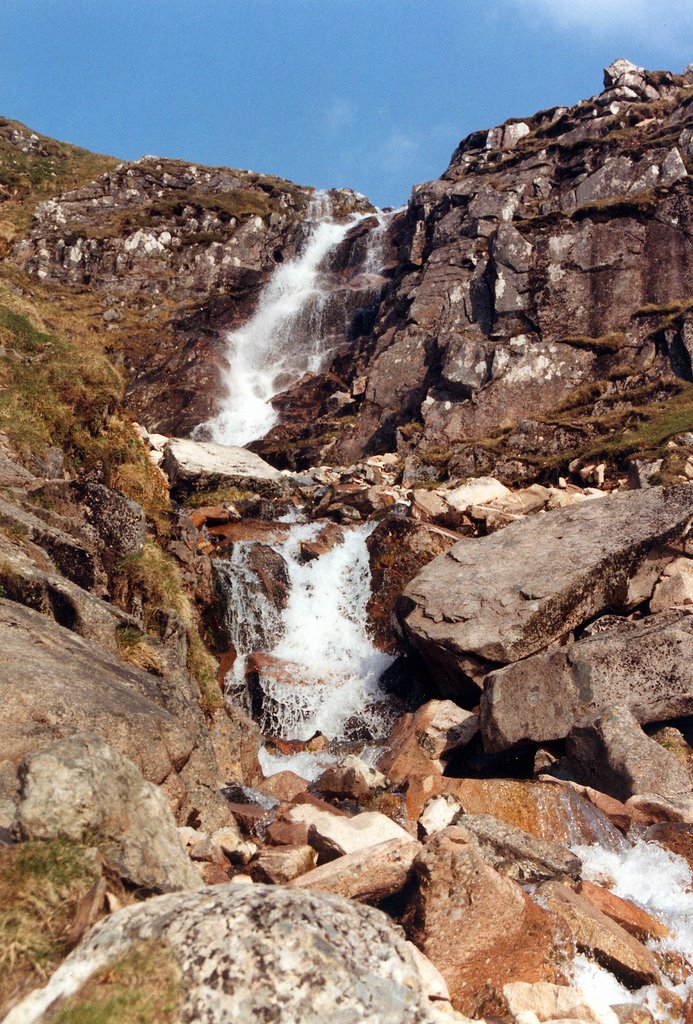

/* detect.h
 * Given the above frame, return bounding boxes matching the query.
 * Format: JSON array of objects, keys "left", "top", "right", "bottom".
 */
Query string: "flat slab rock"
[
  {"left": 480, "top": 609, "right": 693, "bottom": 751},
  {"left": 398, "top": 486, "right": 693, "bottom": 688},
  {"left": 162, "top": 437, "right": 287, "bottom": 496},
  {"left": 9, "top": 885, "right": 455, "bottom": 1024},
  {"left": 284, "top": 805, "right": 413, "bottom": 859}
]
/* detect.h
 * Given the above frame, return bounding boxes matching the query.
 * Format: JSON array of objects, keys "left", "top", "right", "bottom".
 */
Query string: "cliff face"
[{"left": 4, "top": 59, "right": 693, "bottom": 482}]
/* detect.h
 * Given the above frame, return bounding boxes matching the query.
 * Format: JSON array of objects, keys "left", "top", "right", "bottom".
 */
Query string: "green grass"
[{"left": 46, "top": 941, "right": 181, "bottom": 1024}]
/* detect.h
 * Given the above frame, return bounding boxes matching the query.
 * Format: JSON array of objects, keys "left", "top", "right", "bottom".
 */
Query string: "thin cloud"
[
  {"left": 325, "top": 98, "right": 357, "bottom": 137},
  {"left": 374, "top": 129, "right": 420, "bottom": 173},
  {"left": 510, "top": 0, "right": 693, "bottom": 42}
]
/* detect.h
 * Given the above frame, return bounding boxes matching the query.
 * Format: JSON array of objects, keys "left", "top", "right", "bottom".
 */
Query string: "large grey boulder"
[
  {"left": 14, "top": 734, "right": 201, "bottom": 892},
  {"left": 162, "top": 437, "right": 287, "bottom": 497},
  {"left": 8, "top": 885, "right": 455, "bottom": 1024},
  {"left": 397, "top": 486, "right": 693, "bottom": 691},
  {"left": 566, "top": 706, "right": 693, "bottom": 816},
  {"left": 480, "top": 610, "right": 693, "bottom": 751}
]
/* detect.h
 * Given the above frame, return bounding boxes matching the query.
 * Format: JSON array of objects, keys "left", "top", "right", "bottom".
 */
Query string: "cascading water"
[
  {"left": 202, "top": 193, "right": 372, "bottom": 447},
  {"left": 218, "top": 522, "right": 395, "bottom": 749}
]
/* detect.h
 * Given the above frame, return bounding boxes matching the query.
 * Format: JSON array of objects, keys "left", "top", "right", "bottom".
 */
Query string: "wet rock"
[
  {"left": 257, "top": 770, "right": 309, "bottom": 802},
  {"left": 566, "top": 705, "right": 693, "bottom": 812},
  {"left": 640, "top": 823, "right": 693, "bottom": 872},
  {"left": 162, "top": 437, "right": 287, "bottom": 497},
  {"left": 250, "top": 844, "right": 317, "bottom": 884},
  {"left": 290, "top": 836, "right": 421, "bottom": 902},
  {"left": 284, "top": 805, "right": 413, "bottom": 860},
  {"left": 14, "top": 734, "right": 201, "bottom": 892},
  {"left": 378, "top": 700, "right": 479, "bottom": 783},
  {"left": 537, "top": 881, "right": 660, "bottom": 989},
  {"left": 577, "top": 880, "right": 669, "bottom": 942},
  {"left": 398, "top": 487, "right": 693, "bottom": 692},
  {"left": 316, "top": 755, "right": 388, "bottom": 802},
  {"left": 9, "top": 885, "right": 453, "bottom": 1024},
  {"left": 480, "top": 610, "right": 693, "bottom": 751},
  {"left": 405, "top": 826, "right": 556, "bottom": 1016},
  {"left": 403, "top": 776, "right": 625, "bottom": 850},
  {"left": 457, "top": 813, "right": 582, "bottom": 883}
]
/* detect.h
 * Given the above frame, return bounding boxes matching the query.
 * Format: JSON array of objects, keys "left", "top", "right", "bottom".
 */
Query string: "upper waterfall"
[{"left": 202, "top": 194, "right": 374, "bottom": 448}]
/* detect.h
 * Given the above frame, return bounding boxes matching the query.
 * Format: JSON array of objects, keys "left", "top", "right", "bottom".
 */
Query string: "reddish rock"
[
  {"left": 403, "top": 777, "right": 624, "bottom": 849},
  {"left": 208, "top": 520, "right": 291, "bottom": 545},
  {"left": 538, "top": 881, "right": 660, "bottom": 988},
  {"left": 265, "top": 820, "right": 311, "bottom": 847},
  {"left": 198, "top": 862, "right": 231, "bottom": 885},
  {"left": 578, "top": 880, "right": 669, "bottom": 941},
  {"left": 298, "top": 522, "right": 345, "bottom": 562},
  {"left": 378, "top": 700, "right": 478, "bottom": 784},
  {"left": 405, "top": 826, "right": 557, "bottom": 1016},
  {"left": 257, "top": 770, "right": 309, "bottom": 803},
  {"left": 641, "top": 823, "right": 693, "bottom": 872}
]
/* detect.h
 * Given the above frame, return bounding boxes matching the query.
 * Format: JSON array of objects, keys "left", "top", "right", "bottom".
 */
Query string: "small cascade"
[
  {"left": 216, "top": 521, "right": 395, "bottom": 749},
  {"left": 568, "top": 839, "right": 693, "bottom": 1018},
  {"left": 203, "top": 193, "right": 376, "bottom": 448}
]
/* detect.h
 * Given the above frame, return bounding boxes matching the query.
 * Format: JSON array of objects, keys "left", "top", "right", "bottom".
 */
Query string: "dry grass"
[
  {"left": 0, "top": 840, "right": 103, "bottom": 1016},
  {"left": 45, "top": 940, "right": 182, "bottom": 1024},
  {"left": 116, "top": 540, "right": 221, "bottom": 711}
]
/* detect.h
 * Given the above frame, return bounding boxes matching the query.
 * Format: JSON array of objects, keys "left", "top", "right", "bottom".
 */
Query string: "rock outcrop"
[
  {"left": 398, "top": 486, "right": 693, "bottom": 693},
  {"left": 480, "top": 609, "right": 693, "bottom": 751},
  {"left": 14, "top": 734, "right": 201, "bottom": 892}
]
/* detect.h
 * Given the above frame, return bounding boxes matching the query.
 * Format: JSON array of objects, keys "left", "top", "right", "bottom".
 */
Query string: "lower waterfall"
[{"left": 217, "top": 522, "right": 395, "bottom": 760}]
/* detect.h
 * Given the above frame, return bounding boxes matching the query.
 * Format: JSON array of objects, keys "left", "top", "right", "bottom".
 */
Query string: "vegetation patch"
[
  {"left": 115, "top": 540, "right": 221, "bottom": 711},
  {"left": 45, "top": 940, "right": 182, "bottom": 1024},
  {"left": 0, "top": 839, "right": 102, "bottom": 1016},
  {"left": 560, "top": 332, "right": 626, "bottom": 354}
]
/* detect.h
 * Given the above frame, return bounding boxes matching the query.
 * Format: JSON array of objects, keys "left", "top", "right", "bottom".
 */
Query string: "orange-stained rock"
[
  {"left": 265, "top": 819, "right": 311, "bottom": 847},
  {"left": 206, "top": 519, "right": 291, "bottom": 544},
  {"left": 198, "top": 862, "right": 231, "bottom": 885},
  {"left": 378, "top": 700, "right": 478, "bottom": 784},
  {"left": 403, "top": 777, "right": 623, "bottom": 849},
  {"left": 538, "top": 881, "right": 660, "bottom": 989},
  {"left": 578, "top": 880, "right": 669, "bottom": 942},
  {"left": 642, "top": 823, "right": 693, "bottom": 872},
  {"left": 257, "top": 770, "right": 308, "bottom": 803},
  {"left": 404, "top": 826, "right": 557, "bottom": 1016},
  {"left": 298, "top": 522, "right": 345, "bottom": 562}
]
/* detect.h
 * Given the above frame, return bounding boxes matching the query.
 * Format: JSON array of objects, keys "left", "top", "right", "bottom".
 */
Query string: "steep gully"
[{"left": 200, "top": 195, "right": 692, "bottom": 1016}]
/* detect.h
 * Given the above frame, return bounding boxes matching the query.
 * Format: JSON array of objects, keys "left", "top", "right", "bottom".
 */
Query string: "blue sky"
[{"left": 2, "top": 0, "right": 691, "bottom": 208}]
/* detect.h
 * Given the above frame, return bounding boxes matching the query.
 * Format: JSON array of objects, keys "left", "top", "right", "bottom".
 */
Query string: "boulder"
[
  {"left": 457, "top": 813, "right": 582, "bottom": 883},
  {"left": 397, "top": 487, "right": 693, "bottom": 691},
  {"left": 162, "top": 437, "right": 287, "bottom": 497},
  {"left": 378, "top": 700, "right": 479, "bottom": 783},
  {"left": 566, "top": 706, "right": 693, "bottom": 812},
  {"left": 284, "top": 805, "right": 413, "bottom": 860},
  {"left": 537, "top": 881, "right": 660, "bottom": 988},
  {"left": 650, "top": 557, "right": 693, "bottom": 611},
  {"left": 14, "top": 734, "right": 201, "bottom": 892},
  {"left": 405, "top": 826, "right": 556, "bottom": 1016},
  {"left": 250, "top": 844, "right": 317, "bottom": 884},
  {"left": 640, "top": 823, "right": 693, "bottom": 873},
  {"left": 8, "top": 885, "right": 455, "bottom": 1024},
  {"left": 444, "top": 477, "right": 511, "bottom": 514},
  {"left": 316, "top": 755, "right": 388, "bottom": 802},
  {"left": 577, "top": 880, "right": 669, "bottom": 942},
  {"left": 403, "top": 776, "right": 626, "bottom": 850},
  {"left": 290, "top": 837, "right": 421, "bottom": 902},
  {"left": 480, "top": 610, "right": 693, "bottom": 751}
]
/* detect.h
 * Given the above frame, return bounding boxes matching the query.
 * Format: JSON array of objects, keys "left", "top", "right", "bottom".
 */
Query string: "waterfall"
[
  {"left": 203, "top": 193, "right": 372, "bottom": 447},
  {"left": 216, "top": 522, "right": 395, "bottom": 745}
]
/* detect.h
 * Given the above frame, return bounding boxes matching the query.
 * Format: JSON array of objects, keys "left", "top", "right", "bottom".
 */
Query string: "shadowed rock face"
[{"left": 397, "top": 485, "right": 693, "bottom": 695}]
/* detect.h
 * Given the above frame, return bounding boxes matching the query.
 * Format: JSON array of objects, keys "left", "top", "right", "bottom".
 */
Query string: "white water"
[
  {"left": 203, "top": 194, "right": 371, "bottom": 447},
  {"left": 569, "top": 839, "right": 693, "bottom": 1019},
  {"left": 219, "top": 521, "right": 394, "bottom": 747}
]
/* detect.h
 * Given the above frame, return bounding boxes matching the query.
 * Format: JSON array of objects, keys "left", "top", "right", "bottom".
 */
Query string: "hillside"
[{"left": 0, "top": 60, "right": 691, "bottom": 1024}]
